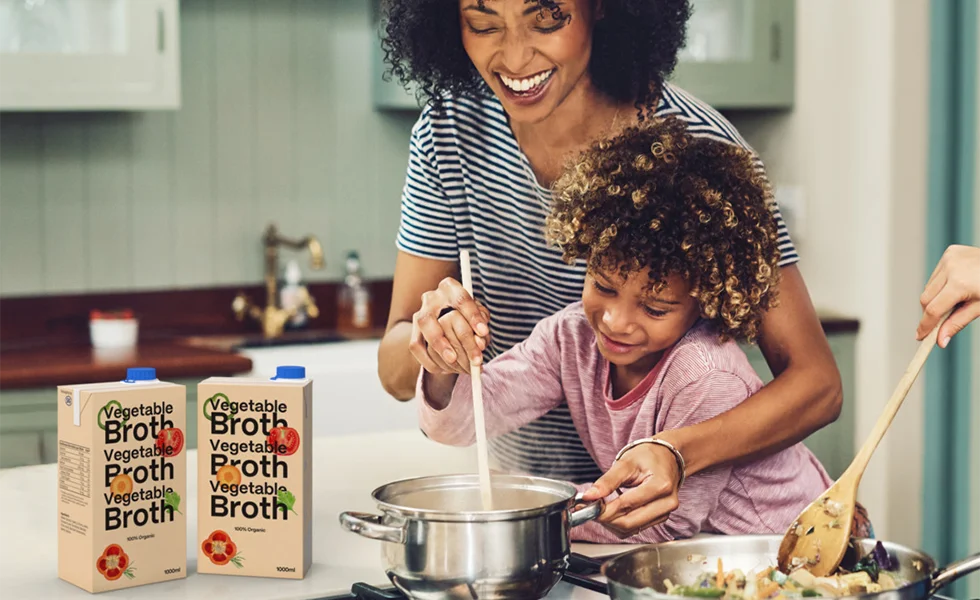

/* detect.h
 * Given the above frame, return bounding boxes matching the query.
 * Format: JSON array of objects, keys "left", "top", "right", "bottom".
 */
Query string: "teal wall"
[
  {"left": 0, "top": 0, "right": 418, "bottom": 297},
  {"left": 924, "top": 1, "right": 978, "bottom": 598}
]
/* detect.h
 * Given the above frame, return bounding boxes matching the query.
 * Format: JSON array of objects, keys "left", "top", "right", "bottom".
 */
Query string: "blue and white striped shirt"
[{"left": 396, "top": 83, "right": 798, "bottom": 483}]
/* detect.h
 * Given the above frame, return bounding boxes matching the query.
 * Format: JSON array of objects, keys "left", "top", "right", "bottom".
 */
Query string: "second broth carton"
[{"left": 197, "top": 366, "right": 312, "bottom": 578}]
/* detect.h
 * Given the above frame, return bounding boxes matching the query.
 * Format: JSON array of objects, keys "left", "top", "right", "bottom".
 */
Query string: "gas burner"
[{"left": 318, "top": 553, "right": 608, "bottom": 599}]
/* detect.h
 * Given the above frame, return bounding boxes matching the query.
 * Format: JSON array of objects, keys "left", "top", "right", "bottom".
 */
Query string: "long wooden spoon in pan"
[{"left": 777, "top": 312, "right": 950, "bottom": 576}]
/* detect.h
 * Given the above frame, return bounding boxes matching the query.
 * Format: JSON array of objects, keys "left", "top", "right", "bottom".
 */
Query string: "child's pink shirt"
[{"left": 417, "top": 302, "right": 832, "bottom": 544}]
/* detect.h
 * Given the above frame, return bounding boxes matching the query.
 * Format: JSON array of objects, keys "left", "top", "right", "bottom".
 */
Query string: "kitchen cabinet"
[
  {"left": 740, "top": 330, "right": 857, "bottom": 479},
  {"left": 671, "top": 0, "right": 794, "bottom": 109},
  {"left": 0, "top": 0, "right": 180, "bottom": 111},
  {"left": 0, "top": 387, "right": 52, "bottom": 467},
  {"left": 370, "top": 0, "right": 793, "bottom": 111}
]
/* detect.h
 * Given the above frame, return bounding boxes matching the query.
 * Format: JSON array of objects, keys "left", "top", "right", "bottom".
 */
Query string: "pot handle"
[
  {"left": 569, "top": 493, "right": 603, "bottom": 527},
  {"left": 930, "top": 552, "right": 980, "bottom": 595},
  {"left": 339, "top": 511, "right": 406, "bottom": 544}
]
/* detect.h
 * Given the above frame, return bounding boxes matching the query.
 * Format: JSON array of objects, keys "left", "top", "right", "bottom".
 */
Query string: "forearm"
[
  {"left": 418, "top": 372, "right": 475, "bottom": 446},
  {"left": 419, "top": 339, "right": 565, "bottom": 446},
  {"left": 420, "top": 372, "right": 458, "bottom": 410},
  {"left": 378, "top": 321, "right": 422, "bottom": 401},
  {"left": 658, "top": 360, "right": 841, "bottom": 476},
  {"left": 659, "top": 265, "right": 842, "bottom": 476}
]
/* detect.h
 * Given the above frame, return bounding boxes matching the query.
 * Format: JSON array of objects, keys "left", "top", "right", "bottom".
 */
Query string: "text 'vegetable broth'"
[
  {"left": 57, "top": 368, "right": 187, "bottom": 593},
  {"left": 197, "top": 367, "right": 312, "bottom": 579}
]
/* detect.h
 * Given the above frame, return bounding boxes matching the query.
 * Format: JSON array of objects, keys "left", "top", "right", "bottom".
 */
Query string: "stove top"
[
  {"left": 318, "top": 553, "right": 609, "bottom": 599},
  {"left": 316, "top": 554, "right": 958, "bottom": 600}
]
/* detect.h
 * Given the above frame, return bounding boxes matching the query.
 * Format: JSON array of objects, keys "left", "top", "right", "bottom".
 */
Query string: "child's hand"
[
  {"left": 581, "top": 443, "right": 681, "bottom": 538},
  {"left": 410, "top": 277, "right": 491, "bottom": 374}
]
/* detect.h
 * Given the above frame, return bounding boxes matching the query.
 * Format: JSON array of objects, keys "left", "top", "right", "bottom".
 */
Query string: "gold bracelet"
[{"left": 614, "top": 437, "right": 687, "bottom": 489}]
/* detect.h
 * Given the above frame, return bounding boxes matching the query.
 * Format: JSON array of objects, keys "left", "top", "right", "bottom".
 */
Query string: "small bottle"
[
  {"left": 280, "top": 259, "right": 308, "bottom": 328},
  {"left": 337, "top": 251, "right": 372, "bottom": 332}
]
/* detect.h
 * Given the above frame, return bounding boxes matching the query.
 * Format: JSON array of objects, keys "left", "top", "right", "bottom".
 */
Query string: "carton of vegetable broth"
[
  {"left": 197, "top": 366, "right": 312, "bottom": 578},
  {"left": 57, "top": 367, "right": 187, "bottom": 593}
]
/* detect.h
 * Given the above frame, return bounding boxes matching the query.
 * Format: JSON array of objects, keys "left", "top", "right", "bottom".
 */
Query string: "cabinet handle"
[
  {"left": 157, "top": 8, "right": 165, "bottom": 53},
  {"left": 770, "top": 22, "right": 781, "bottom": 62}
]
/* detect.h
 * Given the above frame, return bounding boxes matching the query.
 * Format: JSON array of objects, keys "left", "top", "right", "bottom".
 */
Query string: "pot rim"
[{"left": 369, "top": 472, "right": 581, "bottom": 522}]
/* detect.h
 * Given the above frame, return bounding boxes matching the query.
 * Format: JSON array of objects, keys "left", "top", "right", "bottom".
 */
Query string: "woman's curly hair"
[
  {"left": 545, "top": 117, "right": 782, "bottom": 343},
  {"left": 380, "top": 0, "right": 691, "bottom": 117}
]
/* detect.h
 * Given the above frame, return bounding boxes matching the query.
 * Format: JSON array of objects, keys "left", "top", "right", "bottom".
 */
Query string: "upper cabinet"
[
  {"left": 671, "top": 0, "right": 794, "bottom": 109},
  {"left": 371, "top": 0, "right": 793, "bottom": 111},
  {"left": 0, "top": 0, "right": 180, "bottom": 111}
]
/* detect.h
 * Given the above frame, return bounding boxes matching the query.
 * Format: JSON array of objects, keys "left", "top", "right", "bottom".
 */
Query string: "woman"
[{"left": 377, "top": 0, "right": 842, "bottom": 536}]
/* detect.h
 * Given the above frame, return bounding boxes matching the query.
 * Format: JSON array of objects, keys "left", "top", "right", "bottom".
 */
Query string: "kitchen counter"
[
  {"left": 0, "top": 429, "right": 632, "bottom": 599},
  {"left": 0, "top": 312, "right": 858, "bottom": 391},
  {"left": 0, "top": 341, "right": 253, "bottom": 390}
]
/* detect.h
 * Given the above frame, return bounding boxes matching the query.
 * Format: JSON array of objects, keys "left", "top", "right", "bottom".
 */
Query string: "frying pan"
[{"left": 598, "top": 535, "right": 980, "bottom": 599}]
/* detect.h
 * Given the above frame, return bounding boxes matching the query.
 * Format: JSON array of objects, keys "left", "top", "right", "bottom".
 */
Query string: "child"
[{"left": 416, "top": 117, "right": 835, "bottom": 544}]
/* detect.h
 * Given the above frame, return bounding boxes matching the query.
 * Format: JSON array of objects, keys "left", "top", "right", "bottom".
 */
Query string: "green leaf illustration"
[
  {"left": 230, "top": 555, "right": 245, "bottom": 569},
  {"left": 123, "top": 564, "right": 136, "bottom": 580},
  {"left": 277, "top": 489, "right": 298, "bottom": 515},
  {"left": 202, "top": 393, "right": 236, "bottom": 421},
  {"left": 164, "top": 490, "right": 182, "bottom": 515},
  {"left": 97, "top": 400, "right": 127, "bottom": 430}
]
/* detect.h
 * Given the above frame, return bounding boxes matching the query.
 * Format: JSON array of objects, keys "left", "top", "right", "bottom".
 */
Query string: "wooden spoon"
[
  {"left": 776, "top": 312, "right": 950, "bottom": 576},
  {"left": 459, "top": 249, "right": 493, "bottom": 511}
]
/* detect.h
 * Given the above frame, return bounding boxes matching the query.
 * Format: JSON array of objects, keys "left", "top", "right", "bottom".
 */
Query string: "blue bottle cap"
[
  {"left": 272, "top": 365, "right": 306, "bottom": 380},
  {"left": 125, "top": 367, "right": 157, "bottom": 382}
]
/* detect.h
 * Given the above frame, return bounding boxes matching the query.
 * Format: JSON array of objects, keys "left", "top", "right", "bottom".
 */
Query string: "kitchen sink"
[{"left": 234, "top": 330, "right": 348, "bottom": 348}]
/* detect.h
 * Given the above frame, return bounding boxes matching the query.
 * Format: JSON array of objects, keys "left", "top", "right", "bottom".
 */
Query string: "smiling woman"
[
  {"left": 381, "top": 0, "right": 688, "bottom": 123},
  {"left": 376, "top": 0, "right": 844, "bottom": 537}
]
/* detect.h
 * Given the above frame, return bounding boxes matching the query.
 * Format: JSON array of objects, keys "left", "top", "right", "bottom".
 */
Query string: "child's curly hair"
[{"left": 545, "top": 117, "right": 781, "bottom": 342}]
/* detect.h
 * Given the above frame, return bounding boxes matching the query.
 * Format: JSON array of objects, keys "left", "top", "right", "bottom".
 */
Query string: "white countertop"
[{"left": 0, "top": 430, "right": 633, "bottom": 599}]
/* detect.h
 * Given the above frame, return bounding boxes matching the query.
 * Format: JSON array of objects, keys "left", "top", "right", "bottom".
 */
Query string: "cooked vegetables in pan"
[{"left": 666, "top": 542, "right": 901, "bottom": 599}]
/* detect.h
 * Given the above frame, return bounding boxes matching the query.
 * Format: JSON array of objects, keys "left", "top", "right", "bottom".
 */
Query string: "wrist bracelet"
[{"left": 614, "top": 437, "right": 687, "bottom": 489}]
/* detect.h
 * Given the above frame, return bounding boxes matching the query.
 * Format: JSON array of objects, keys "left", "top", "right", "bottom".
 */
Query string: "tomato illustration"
[
  {"left": 215, "top": 465, "right": 242, "bottom": 486},
  {"left": 267, "top": 426, "right": 300, "bottom": 456},
  {"left": 96, "top": 544, "right": 135, "bottom": 580},
  {"left": 109, "top": 474, "right": 133, "bottom": 496},
  {"left": 202, "top": 530, "right": 244, "bottom": 568},
  {"left": 155, "top": 427, "right": 184, "bottom": 458}
]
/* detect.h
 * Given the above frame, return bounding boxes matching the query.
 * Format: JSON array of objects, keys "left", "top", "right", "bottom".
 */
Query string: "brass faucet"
[{"left": 232, "top": 223, "right": 325, "bottom": 339}]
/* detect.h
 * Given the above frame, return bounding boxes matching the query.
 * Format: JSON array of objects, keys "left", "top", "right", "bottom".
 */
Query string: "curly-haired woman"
[
  {"left": 377, "top": 0, "right": 843, "bottom": 535},
  {"left": 417, "top": 118, "right": 837, "bottom": 543}
]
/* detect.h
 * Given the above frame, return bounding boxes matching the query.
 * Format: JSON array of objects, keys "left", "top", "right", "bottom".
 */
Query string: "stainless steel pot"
[
  {"left": 600, "top": 535, "right": 980, "bottom": 599},
  {"left": 339, "top": 473, "right": 602, "bottom": 599}
]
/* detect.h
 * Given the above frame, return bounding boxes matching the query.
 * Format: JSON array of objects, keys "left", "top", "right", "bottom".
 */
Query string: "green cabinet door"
[
  {"left": 370, "top": 0, "right": 795, "bottom": 111},
  {"left": 671, "top": 0, "right": 795, "bottom": 109},
  {"left": 740, "top": 331, "right": 857, "bottom": 479}
]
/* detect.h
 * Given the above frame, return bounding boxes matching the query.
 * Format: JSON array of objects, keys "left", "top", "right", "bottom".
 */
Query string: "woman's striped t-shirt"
[{"left": 395, "top": 82, "right": 798, "bottom": 483}]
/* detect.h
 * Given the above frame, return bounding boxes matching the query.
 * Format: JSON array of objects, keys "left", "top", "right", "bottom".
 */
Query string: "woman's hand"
[
  {"left": 581, "top": 443, "right": 680, "bottom": 537},
  {"left": 917, "top": 245, "right": 980, "bottom": 348},
  {"left": 410, "top": 277, "right": 491, "bottom": 374}
]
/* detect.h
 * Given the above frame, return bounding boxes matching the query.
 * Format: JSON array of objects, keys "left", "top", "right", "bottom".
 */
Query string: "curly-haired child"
[{"left": 416, "top": 117, "right": 841, "bottom": 544}]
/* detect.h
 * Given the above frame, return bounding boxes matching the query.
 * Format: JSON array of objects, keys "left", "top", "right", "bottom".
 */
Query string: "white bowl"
[{"left": 89, "top": 318, "right": 139, "bottom": 349}]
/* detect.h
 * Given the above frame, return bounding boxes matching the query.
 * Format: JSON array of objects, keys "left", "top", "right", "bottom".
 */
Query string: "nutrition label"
[
  {"left": 58, "top": 440, "right": 91, "bottom": 507},
  {"left": 60, "top": 512, "right": 88, "bottom": 536}
]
